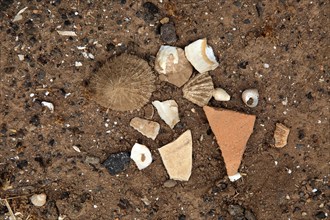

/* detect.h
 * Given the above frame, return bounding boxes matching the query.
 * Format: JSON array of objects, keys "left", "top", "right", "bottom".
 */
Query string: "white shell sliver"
[
  {"left": 130, "top": 143, "right": 152, "bottom": 170},
  {"left": 152, "top": 100, "right": 180, "bottom": 129},
  {"left": 184, "top": 38, "right": 219, "bottom": 73},
  {"left": 228, "top": 173, "right": 242, "bottom": 182},
  {"left": 156, "top": 46, "right": 179, "bottom": 74}
]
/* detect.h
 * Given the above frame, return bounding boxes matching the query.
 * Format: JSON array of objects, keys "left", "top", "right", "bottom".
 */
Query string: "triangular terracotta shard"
[
  {"left": 158, "top": 130, "right": 192, "bottom": 181},
  {"left": 203, "top": 106, "right": 256, "bottom": 177}
]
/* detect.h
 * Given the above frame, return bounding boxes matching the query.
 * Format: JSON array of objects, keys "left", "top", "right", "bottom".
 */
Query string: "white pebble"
[
  {"left": 263, "top": 63, "right": 270, "bottom": 68},
  {"left": 41, "top": 101, "right": 54, "bottom": 113}
]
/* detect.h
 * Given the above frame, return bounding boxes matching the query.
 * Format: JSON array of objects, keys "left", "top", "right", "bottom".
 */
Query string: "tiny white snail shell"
[
  {"left": 242, "top": 89, "right": 259, "bottom": 107},
  {"left": 213, "top": 88, "right": 230, "bottom": 101},
  {"left": 30, "top": 193, "right": 47, "bottom": 207}
]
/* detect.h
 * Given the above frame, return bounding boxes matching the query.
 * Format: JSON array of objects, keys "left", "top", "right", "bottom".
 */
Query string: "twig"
[{"left": 3, "top": 199, "right": 16, "bottom": 220}]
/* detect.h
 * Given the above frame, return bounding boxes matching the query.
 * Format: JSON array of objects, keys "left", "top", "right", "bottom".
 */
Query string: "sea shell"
[
  {"left": 242, "top": 89, "right": 259, "bottom": 108},
  {"left": 213, "top": 88, "right": 230, "bottom": 101},
  {"left": 184, "top": 38, "right": 219, "bottom": 73},
  {"left": 274, "top": 123, "right": 290, "bottom": 148},
  {"left": 89, "top": 54, "right": 156, "bottom": 111},
  {"left": 130, "top": 143, "right": 152, "bottom": 170},
  {"left": 182, "top": 72, "right": 214, "bottom": 107},
  {"left": 30, "top": 193, "right": 47, "bottom": 207},
  {"left": 152, "top": 100, "right": 180, "bottom": 129},
  {"left": 155, "top": 45, "right": 193, "bottom": 87}
]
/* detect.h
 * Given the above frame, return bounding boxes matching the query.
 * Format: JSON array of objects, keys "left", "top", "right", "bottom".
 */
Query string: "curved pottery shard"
[
  {"left": 158, "top": 130, "right": 192, "bottom": 181},
  {"left": 184, "top": 38, "right": 219, "bottom": 73},
  {"left": 152, "top": 100, "right": 180, "bottom": 129},
  {"left": 182, "top": 72, "right": 214, "bottom": 107},
  {"left": 203, "top": 106, "right": 256, "bottom": 181},
  {"left": 155, "top": 45, "right": 193, "bottom": 87},
  {"left": 89, "top": 54, "right": 156, "bottom": 111}
]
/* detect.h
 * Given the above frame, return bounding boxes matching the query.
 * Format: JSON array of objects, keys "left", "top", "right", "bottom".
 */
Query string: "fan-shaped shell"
[
  {"left": 182, "top": 72, "right": 214, "bottom": 107},
  {"left": 89, "top": 54, "right": 156, "bottom": 111}
]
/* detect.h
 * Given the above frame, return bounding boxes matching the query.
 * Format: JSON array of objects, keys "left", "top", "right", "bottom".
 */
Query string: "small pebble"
[
  {"left": 163, "top": 179, "right": 177, "bottom": 188},
  {"left": 263, "top": 63, "right": 270, "bottom": 68},
  {"left": 85, "top": 156, "right": 100, "bottom": 165},
  {"left": 102, "top": 152, "right": 130, "bottom": 175},
  {"left": 315, "top": 211, "right": 327, "bottom": 219},
  {"left": 160, "top": 23, "right": 178, "bottom": 43}
]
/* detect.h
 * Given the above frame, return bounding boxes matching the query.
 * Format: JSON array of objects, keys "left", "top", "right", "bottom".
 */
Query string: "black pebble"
[
  {"left": 306, "top": 92, "right": 313, "bottom": 100},
  {"left": 298, "top": 129, "right": 305, "bottom": 140},
  {"left": 143, "top": 2, "right": 159, "bottom": 14},
  {"left": 238, "top": 61, "right": 249, "bottom": 69},
  {"left": 17, "top": 160, "right": 28, "bottom": 169},
  {"left": 29, "top": 115, "right": 40, "bottom": 126},
  {"left": 178, "top": 214, "right": 186, "bottom": 220},
  {"left": 315, "top": 211, "right": 326, "bottom": 219},
  {"left": 160, "top": 23, "right": 178, "bottom": 43},
  {"left": 102, "top": 152, "right": 130, "bottom": 175},
  {"left": 106, "top": 43, "right": 116, "bottom": 52}
]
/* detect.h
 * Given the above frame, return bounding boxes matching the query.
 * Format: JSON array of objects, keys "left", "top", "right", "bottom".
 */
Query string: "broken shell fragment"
[
  {"left": 130, "top": 117, "right": 160, "bottom": 140},
  {"left": 184, "top": 38, "right": 219, "bottom": 73},
  {"left": 155, "top": 46, "right": 193, "bottom": 87},
  {"left": 274, "top": 123, "right": 290, "bottom": 148},
  {"left": 130, "top": 143, "right": 152, "bottom": 170},
  {"left": 182, "top": 72, "right": 214, "bottom": 107},
  {"left": 30, "top": 193, "right": 47, "bottom": 207},
  {"left": 213, "top": 88, "right": 230, "bottom": 101},
  {"left": 242, "top": 89, "right": 259, "bottom": 107},
  {"left": 89, "top": 54, "right": 155, "bottom": 111},
  {"left": 158, "top": 130, "right": 192, "bottom": 181},
  {"left": 152, "top": 100, "right": 180, "bottom": 129}
]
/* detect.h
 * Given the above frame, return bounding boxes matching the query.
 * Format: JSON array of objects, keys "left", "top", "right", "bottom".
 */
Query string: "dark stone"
[
  {"left": 60, "top": 191, "right": 70, "bottom": 199},
  {"left": 244, "top": 210, "right": 256, "bottom": 220},
  {"left": 64, "top": 20, "right": 71, "bottom": 26},
  {"left": 143, "top": 2, "right": 159, "bottom": 14},
  {"left": 306, "top": 92, "right": 313, "bottom": 99},
  {"left": 102, "top": 152, "right": 130, "bottom": 175},
  {"left": 298, "top": 129, "right": 305, "bottom": 140},
  {"left": 238, "top": 61, "right": 249, "bottom": 69},
  {"left": 0, "top": 0, "right": 14, "bottom": 12},
  {"left": 233, "top": 1, "right": 241, "bottom": 7},
  {"left": 228, "top": 205, "right": 244, "bottom": 217},
  {"left": 243, "top": 19, "right": 251, "bottom": 24},
  {"left": 118, "top": 198, "right": 131, "bottom": 210},
  {"left": 120, "top": 0, "right": 126, "bottom": 4},
  {"left": 17, "top": 160, "right": 28, "bottom": 169},
  {"left": 315, "top": 211, "right": 326, "bottom": 219},
  {"left": 256, "top": 2, "right": 264, "bottom": 17},
  {"left": 160, "top": 23, "right": 178, "bottom": 43},
  {"left": 48, "top": 139, "right": 55, "bottom": 146},
  {"left": 178, "top": 214, "right": 186, "bottom": 220},
  {"left": 30, "top": 115, "right": 40, "bottom": 126}
]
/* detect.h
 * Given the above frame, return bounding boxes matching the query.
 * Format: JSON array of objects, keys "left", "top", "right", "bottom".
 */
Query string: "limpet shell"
[
  {"left": 242, "top": 89, "right": 259, "bottom": 108},
  {"left": 89, "top": 54, "right": 156, "bottom": 111},
  {"left": 30, "top": 193, "right": 47, "bottom": 207},
  {"left": 182, "top": 72, "right": 214, "bottom": 107}
]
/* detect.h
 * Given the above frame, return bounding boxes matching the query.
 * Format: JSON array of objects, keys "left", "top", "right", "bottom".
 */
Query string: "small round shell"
[
  {"left": 89, "top": 54, "right": 156, "bottom": 111},
  {"left": 30, "top": 193, "right": 47, "bottom": 207},
  {"left": 213, "top": 88, "right": 230, "bottom": 101},
  {"left": 242, "top": 89, "right": 259, "bottom": 107}
]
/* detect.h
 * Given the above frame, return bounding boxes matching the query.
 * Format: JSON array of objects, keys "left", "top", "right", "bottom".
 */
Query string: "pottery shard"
[
  {"left": 158, "top": 130, "right": 192, "bottom": 181},
  {"left": 130, "top": 117, "right": 160, "bottom": 140},
  {"left": 203, "top": 106, "right": 256, "bottom": 176},
  {"left": 274, "top": 123, "right": 290, "bottom": 148}
]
